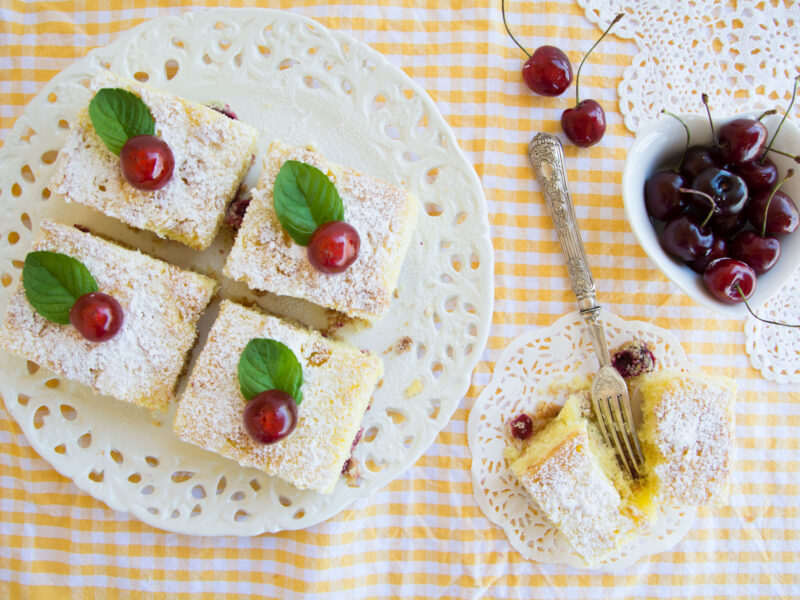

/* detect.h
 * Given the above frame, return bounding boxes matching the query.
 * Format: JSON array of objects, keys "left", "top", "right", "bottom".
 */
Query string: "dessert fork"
[{"left": 527, "top": 132, "right": 644, "bottom": 479}]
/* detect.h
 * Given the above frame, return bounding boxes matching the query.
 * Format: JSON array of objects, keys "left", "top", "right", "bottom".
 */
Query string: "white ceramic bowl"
[{"left": 622, "top": 112, "right": 800, "bottom": 317}]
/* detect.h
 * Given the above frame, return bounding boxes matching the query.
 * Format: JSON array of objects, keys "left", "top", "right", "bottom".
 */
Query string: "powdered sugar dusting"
[
  {"left": 173, "top": 300, "right": 383, "bottom": 494},
  {"left": 0, "top": 220, "right": 216, "bottom": 410},
  {"left": 516, "top": 431, "right": 637, "bottom": 566},
  {"left": 49, "top": 72, "right": 257, "bottom": 250},
  {"left": 224, "top": 141, "right": 418, "bottom": 320},
  {"left": 644, "top": 372, "right": 736, "bottom": 505}
]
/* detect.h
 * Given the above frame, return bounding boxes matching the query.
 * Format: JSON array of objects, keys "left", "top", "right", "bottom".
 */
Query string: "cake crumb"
[
  {"left": 396, "top": 336, "right": 412, "bottom": 353},
  {"left": 405, "top": 379, "right": 424, "bottom": 398}
]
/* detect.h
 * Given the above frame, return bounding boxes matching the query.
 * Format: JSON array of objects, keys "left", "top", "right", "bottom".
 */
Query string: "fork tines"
[{"left": 591, "top": 366, "right": 645, "bottom": 479}]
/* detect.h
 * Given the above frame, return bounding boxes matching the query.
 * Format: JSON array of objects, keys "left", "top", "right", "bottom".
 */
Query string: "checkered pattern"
[{"left": 1, "top": 1, "right": 798, "bottom": 598}]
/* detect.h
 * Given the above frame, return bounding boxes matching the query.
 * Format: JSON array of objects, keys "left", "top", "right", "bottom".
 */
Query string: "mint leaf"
[
  {"left": 273, "top": 160, "right": 345, "bottom": 246},
  {"left": 238, "top": 338, "right": 304, "bottom": 404},
  {"left": 23, "top": 251, "right": 98, "bottom": 324},
  {"left": 88, "top": 87, "right": 155, "bottom": 155}
]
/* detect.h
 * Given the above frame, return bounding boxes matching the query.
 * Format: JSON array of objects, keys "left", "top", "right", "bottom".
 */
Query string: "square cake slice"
[
  {"left": 0, "top": 220, "right": 217, "bottom": 410},
  {"left": 50, "top": 71, "right": 258, "bottom": 250},
  {"left": 224, "top": 140, "right": 418, "bottom": 321},
  {"left": 509, "top": 394, "right": 654, "bottom": 567},
  {"left": 638, "top": 370, "right": 736, "bottom": 506},
  {"left": 173, "top": 300, "right": 384, "bottom": 494}
]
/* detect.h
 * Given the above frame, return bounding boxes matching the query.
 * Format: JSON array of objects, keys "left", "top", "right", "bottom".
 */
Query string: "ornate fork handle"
[{"left": 527, "top": 132, "right": 610, "bottom": 366}]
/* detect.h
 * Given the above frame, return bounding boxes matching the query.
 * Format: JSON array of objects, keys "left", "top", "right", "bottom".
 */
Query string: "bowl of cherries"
[{"left": 622, "top": 96, "right": 800, "bottom": 317}]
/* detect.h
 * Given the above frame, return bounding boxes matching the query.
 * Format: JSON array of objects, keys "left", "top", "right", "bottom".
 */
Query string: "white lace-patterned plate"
[
  {"left": 468, "top": 312, "right": 696, "bottom": 570},
  {"left": 0, "top": 8, "right": 493, "bottom": 535}
]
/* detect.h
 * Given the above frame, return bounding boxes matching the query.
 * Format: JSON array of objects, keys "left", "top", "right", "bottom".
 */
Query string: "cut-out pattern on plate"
[
  {"left": 0, "top": 8, "right": 493, "bottom": 535},
  {"left": 468, "top": 312, "right": 696, "bottom": 570}
]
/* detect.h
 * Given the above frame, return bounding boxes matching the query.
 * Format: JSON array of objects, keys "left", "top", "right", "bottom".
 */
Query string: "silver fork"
[{"left": 527, "top": 132, "right": 644, "bottom": 479}]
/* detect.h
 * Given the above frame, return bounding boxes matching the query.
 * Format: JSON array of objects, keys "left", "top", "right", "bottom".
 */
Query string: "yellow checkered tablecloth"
[{"left": 1, "top": 1, "right": 798, "bottom": 598}]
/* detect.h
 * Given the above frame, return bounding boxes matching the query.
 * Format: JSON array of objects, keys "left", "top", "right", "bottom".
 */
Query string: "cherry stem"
[
  {"left": 679, "top": 187, "right": 715, "bottom": 227},
  {"left": 765, "top": 147, "right": 800, "bottom": 163},
  {"left": 574, "top": 13, "right": 623, "bottom": 105},
  {"left": 763, "top": 74, "right": 799, "bottom": 157},
  {"left": 501, "top": 0, "right": 531, "bottom": 59},
  {"left": 757, "top": 109, "right": 778, "bottom": 121},
  {"left": 701, "top": 93, "right": 717, "bottom": 146},
  {"left": 662, "top": 110, "right": 690, "bottom": 172},
  {"left": 736, "top": 284, "right": 800, "bottom": 328},
  {"left": 761, "top": 168, "right": 795, "bottom": 237}
]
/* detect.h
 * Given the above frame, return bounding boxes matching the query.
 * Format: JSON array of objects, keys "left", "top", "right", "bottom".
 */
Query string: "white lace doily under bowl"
[
  {"left": 468, "top": 312, "right": 697, "bottom": 571},
  {"left": 0, "top": 9, "right": 493, "bottom": 535}
]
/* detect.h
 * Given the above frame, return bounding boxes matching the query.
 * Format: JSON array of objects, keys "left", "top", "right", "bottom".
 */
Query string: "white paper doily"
[
  {"left": 0, "top": 8, "right": 493, "bottom": 534},
  {"left": 468, "top": 311, "right": 696, "bottom": 571},
  {"left": 745, "top": 266, "right": 800, "bottom": 383},
  {"left": 577, "top": 0, "right": 800, "bottom": 134}
]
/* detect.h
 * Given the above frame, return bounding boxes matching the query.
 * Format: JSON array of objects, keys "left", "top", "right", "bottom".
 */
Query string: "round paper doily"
[
  {"left": 577, "top": 0, "right": 800, "bottom": 134},
  {"left": 745, "top": 266, "right": 800, "bottom": 384},
  {"left": 0, "top": 8, "right": 493, "bottom": 534},
  {"left": 468, "top": 311, "right": 696, "bottom": 571}
]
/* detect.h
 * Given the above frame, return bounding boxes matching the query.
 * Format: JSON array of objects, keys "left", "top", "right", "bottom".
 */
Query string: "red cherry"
[
  {"left": 681, "top": 146, "right": 717, "bottom": 183},
  {"left": 611, "top": 341, "right": 656, "bottom": 378},
  {"left": 730, "top": 230, "right": 780, "bottom": 275},
  {"left": 702, "top": 258, "right": 756, "bottom": 304},
  {"left": 307, "top": 221, "right": 360, "bottom": 274},
  {"left": 522, "top": 46, "right": 573, "bottom": 96},
  {"left": 561, "top": 100, "right": 607, "bottom": 148},
  {"left": 687, "top": 234, "right": 728, "bottom": 274},
  {"left": 660, "top": 214, "right": 714, "bottom": 262},
  {"left": 717, "top": 118, "right": 768, "bottom": 166},
  {"left": 69, "top": 292, "right": 124, "bottom": 342},
  {"left": 508, "top": 413, "right": 534, "bottom": 441},
  {"left": 733, "top": 156, "right": 778, "bottom": 194},
  {"left": 748, "top": 188, "right": 799, "bottom": 236},
  {"left": 644, "top": 170, "right": 687, "bottom": 220},
  {"left": 560, "top": 13, "right": 622, "bottom": 147},
  {"left": 120, "top": 135, "right": 175, "bottom": 191},
  {"left": 501, "top": 2, "right": 572, "bottom": 97},
  {"left": 243, "top": 390, "right": 298, "bottom": 444}
]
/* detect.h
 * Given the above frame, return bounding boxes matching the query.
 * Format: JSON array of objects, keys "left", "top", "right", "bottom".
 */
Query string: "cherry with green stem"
[
  {"left": 560, "top": 13, "right": 623, "bottom": 147},
  {"left": 748, "top": 169, "right": 798, "bottom": 236},
  {"left": 643, "top": 111, "right": 692, "bottom": 220},
  {"left": 501, "top": 0, "right": 573, "bottom": 96}
]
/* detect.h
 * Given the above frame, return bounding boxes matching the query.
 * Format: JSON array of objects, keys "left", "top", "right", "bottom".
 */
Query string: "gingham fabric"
[{"left": 1, "top": 2, "right": 797, "bottom": 599}]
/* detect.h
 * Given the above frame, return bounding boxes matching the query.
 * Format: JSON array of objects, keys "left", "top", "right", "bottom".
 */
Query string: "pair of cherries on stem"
[{"left": 501, "top": 1, "right": 622, "bottom": 147}]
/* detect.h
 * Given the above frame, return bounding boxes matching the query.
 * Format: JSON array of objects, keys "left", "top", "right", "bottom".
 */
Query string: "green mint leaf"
[
  {"left": 23, "top": 251, "right": 99, "bottom": 325},
  {"left": 88, "top": 87, "right": 155, "bottom": 155},
  {"left": 273, "top": 160, "right": 345, "bottom": 246},
  {"left": 238, "top": 338, "right": 304, "bottom": 404}
]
